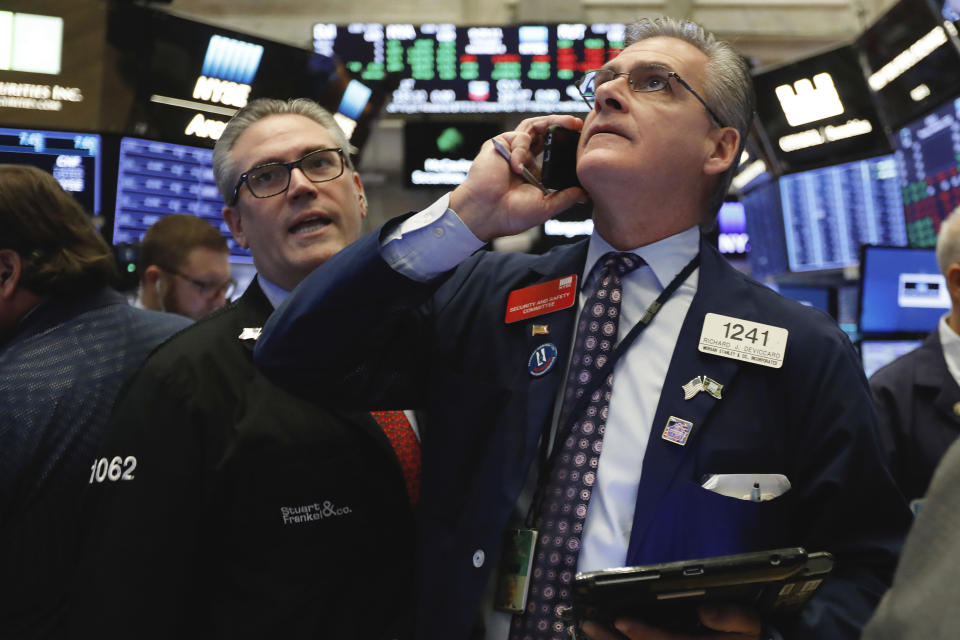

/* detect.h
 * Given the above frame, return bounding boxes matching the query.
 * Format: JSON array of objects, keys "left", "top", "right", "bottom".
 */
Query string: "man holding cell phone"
[{"left": 255, "top": 17, "right": 909, "bottom": 640}]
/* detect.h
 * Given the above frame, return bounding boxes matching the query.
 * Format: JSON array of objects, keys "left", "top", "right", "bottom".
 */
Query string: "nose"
[
  {"left": 286, "top": 166, "right": 318, "bottom": 198},
  {"left": 593, "top": 77, "right": 627, "bottom": 114}
]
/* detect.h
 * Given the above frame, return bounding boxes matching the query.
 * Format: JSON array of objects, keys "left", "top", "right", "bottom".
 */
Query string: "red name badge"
[{"left": 505, "top": 275, "right": 578, "bottom": 323}]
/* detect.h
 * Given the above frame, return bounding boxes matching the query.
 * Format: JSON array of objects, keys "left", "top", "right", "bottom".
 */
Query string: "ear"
[
  {"left": 946, "top": 263, "right": 960, "bottom": 301},
  {"left": 352, "top": 172, "right": 368, "bottom": 219},
  {"left": 703, "top": 127, "right": 741, "bottom": 177},
  {"left": 0, "top": 249, "right": 22, "bottom": 300},
  {"left": 143, "top": 264, "right": 163, "bottom": 286},
  {"left": 222, "top": 205, "right": 250, "bottom": 249}
]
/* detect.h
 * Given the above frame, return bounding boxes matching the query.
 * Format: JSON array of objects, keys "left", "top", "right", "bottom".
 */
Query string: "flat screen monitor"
[
  {"left": 314, "top": 22, "right": 626, "bottom": 114},
  {"left": 856, "top": 0, "right": 960, "bottom": 131},
  {"left": 404, "top": 120, "right": 502, "bottom": 187},
  {"left": 753, "top": 44, "right": 891, "bottom": 173},
  {"left": 859, "top": 245, "right": 947, "bottom": 334},
  {"left": 779, "top": 155, "right": 907, "bottom": 271},
  {"left": 112, "top": 136, "right": 251, "bottom": 263},
  {"left": 742, "top": 180, "right": 789, "bottom": 279},
  {"left": 0, "top": 126, "right": 101, "bottom": 214},
  {"left": 776, "top": 285, "right": 834, "bottom": 316},
  {"left": 861, "top": 338, "right": 924, "bottom": 378},
  {"left": 893, "top": 97, "right": 960, "bottom": 247}
]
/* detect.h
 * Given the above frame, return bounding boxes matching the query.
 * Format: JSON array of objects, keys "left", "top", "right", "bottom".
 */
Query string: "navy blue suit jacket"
[
  {"left": 870, "top": 330, "right": 960, "bottom": 502},
  {"left": 256, "top": 229, "right": 909, "bottom": 640}
]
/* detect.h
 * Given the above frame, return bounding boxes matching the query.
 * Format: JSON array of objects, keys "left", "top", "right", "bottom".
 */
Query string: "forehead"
[
  {"left": 232, "top": 114, "right": 337, "bottom": 168},
  {"left": 609, "top": 37, "right": 709, "bottom": 78}
]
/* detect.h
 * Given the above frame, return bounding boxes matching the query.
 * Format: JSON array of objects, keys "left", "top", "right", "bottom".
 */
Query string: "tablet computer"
[{"left": 570, "top": 547, "right": 833, "bottom": 635}]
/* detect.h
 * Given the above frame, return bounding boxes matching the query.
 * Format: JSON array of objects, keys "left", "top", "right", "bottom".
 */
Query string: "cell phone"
[
  {"left": 569, "top": 547, "right": 833, "bottom": 636},
  {"left": 541, "top": 125, "right": 581, "bottom": 190}
]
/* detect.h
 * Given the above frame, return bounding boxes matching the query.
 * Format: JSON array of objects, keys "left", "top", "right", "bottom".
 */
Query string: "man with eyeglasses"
[
  {"left": 255, "top": 17, "right": 908, "bottom": 640},
  {"left": 70, "top": 98, "right": 417, "bottom": 639},
  {"left": 137, "top": 214, "right": 235, "bottom": 320}
]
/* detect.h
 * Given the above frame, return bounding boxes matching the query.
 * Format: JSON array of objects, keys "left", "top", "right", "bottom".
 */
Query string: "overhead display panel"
[
  {"left": 754, "top": 44, "right": 892, "bottom": 173},
  {"left": 313, "top": 23, "right": 625, "bottom": 114},
  {"left": 893, "top": 97, "right": 960, "bottom": 247},
  {"left": 856, "top": 0, "right": 960, "bottom": 131}
]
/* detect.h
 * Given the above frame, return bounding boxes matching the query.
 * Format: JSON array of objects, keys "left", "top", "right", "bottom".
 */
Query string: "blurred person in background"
[
  {"left": 0, "top": 165, "right": 189, "bottom": 638},
  {"left": 870, "top": 205, "right": 960, "bottom": 506},
  {"left": 137, "top": 213, "right": 235, "bottom": 319}
]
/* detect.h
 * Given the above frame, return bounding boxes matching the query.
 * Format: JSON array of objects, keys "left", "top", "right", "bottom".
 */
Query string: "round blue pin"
[{"left": 528, "top": 343, "right": 558, "bottom": 377}]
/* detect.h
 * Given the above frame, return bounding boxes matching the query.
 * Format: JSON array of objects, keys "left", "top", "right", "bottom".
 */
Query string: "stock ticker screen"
[
  {"left": 112, "top": 137, "right": 252, "bottom": 262},
  {"left": 0, "top": 127, "right": 101, "bottom": 215},
  {"left": 779, "top": 155, "right": 907, "bottom": 271},
  {"left": 894, "top": 97, "right": 960, "bottom": 247},
  {"left": 313, "top": 23, "right": 624, "bottom": 114}
]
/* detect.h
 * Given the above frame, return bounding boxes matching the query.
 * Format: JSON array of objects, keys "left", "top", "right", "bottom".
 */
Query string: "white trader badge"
[{"left": 698, "top": 313, "right": 788, "bottom": 369}]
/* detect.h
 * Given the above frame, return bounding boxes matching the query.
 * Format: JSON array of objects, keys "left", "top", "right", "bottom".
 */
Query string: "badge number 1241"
[{"left": 698, "top": 313, "right": 788, "bottom": 368}]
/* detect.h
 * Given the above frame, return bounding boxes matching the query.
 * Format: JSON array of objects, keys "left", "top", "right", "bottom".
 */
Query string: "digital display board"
[
  {"left": 859, "top": 244, "right": 947, "bottom": 333},
  {"left": 779, "top": 154, "right": 907, "bottom": 271},
  {"left": 754, "top": 44, "right": 891, "bottom": 173},
  {"left": 404, "top": 120, "right": 501, "bottom": 186},
  {"left": 0, "top": 126, "right": 101, "bottom": 214},
  {"left": 893, "top": 97, "right": 960, "bottom": 247},
  {"left": 112, "top": 136, "right": 251, "bottom": 262},
  {"left": 775, "top": 285, "right": 834, "bottom": 315},
  {"left": 313, "top": 23, "right": 625, "bottom": 114},
  {"left": 742, "top": 180, "right": 790, "bottom": 279},
  {"left": 856, "top": 0, "right": 960, "bottom": 131}
]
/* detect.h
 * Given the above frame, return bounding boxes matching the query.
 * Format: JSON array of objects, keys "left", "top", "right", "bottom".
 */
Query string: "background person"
[
  {"left": 255, "top": 17, "right": 909, "bottom": 640},
  {"left": 69, "top": 98, "right": 418, "bottom": 640},
  {"left": 137, "top": 213, "right": 235, "bottom": 319},
  {"left": 0, "top": 165, "right": 189, "bottom": 638},
  {"left": 870, "top": 205, "right": 960, "bottom": 505}
]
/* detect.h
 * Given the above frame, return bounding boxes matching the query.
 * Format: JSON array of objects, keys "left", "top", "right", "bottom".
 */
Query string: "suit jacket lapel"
[{"left": 626, "top": 239, "right": 751, "bottom": 562}]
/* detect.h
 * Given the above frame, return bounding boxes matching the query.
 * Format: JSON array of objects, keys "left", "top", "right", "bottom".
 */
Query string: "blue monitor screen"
[
  {"left": 112, "top": 137, "right": 251, "bottom": 263},
  {"left": 859, "top": 245, "right": 947, "bottom": 333},
  {"left": 776, "top": 285, "right": 833, "bottom": 315},
  {"left": 779, "top": 155, "right": 907, "bottom": 271},
  {"left": 861, "top": 338, "right": 924, "bottom": 378},
  {"left": 0, "top": 127, "right": 101, "bottom": 215},
  {"left": 894, "top": 97, "right": 960, "bottom": 247},
  {"left": 742, "top": 180, "right": 789, "bottom": 279}
]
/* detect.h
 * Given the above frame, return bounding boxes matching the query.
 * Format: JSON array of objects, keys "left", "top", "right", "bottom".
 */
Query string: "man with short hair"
[
  {"left": 255, "top": 18, "right": 908, "bottom": 640},
  {"left": 870, "top": 205, "right": 960, "bottom": 504},
  {"left": 137, "top": 213, "right": 234, "bottom": 320},
  {"left": 71, "top": 98, "right": 417, "bottom": 639},
  {"left": 0, "top": 165, "right": 189, "bottom": 638}
]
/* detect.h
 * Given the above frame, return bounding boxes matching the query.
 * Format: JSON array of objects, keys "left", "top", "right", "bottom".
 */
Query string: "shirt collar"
[
  {"left": 256, "top": 274, "right": 291, "bottom": 310},
  {"left": 938, "top": 314, "right": 960, "bottom": 382},
  {"left": 584, "top": 225, "right": 700, "bottom": 289}
]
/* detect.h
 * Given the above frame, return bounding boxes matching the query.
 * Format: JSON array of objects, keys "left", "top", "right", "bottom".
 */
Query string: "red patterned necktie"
[{"left": 370, "top": 410, "right": 421, "bottom": 507}]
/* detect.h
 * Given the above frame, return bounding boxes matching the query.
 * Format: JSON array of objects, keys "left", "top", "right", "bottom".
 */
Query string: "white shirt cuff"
[{"left": 381, "top": 192, "right": 485, "bottom": 282}]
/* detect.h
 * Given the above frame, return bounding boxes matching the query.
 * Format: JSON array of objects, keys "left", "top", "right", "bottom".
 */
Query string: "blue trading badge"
[
  {"left": 662, "top": 416, "right": 694, "bottom": 446},
  {"left": 528, "top": 343, "right": 558, "bottom": 377}
]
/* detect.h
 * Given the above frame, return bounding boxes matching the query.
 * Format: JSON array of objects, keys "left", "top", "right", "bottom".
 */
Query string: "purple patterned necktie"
[{"left": 510, "top": 251, "right": 643, "bottom": 640}]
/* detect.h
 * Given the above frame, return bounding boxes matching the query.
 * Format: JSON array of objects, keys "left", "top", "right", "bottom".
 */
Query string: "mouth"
[{"left": 289, "top": 213, "right": 332, "bottom": 236}]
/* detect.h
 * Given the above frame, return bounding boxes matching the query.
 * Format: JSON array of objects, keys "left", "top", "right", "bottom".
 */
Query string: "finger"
[{"left": 698, "top": 603, "right": 763, "bottom": 635}]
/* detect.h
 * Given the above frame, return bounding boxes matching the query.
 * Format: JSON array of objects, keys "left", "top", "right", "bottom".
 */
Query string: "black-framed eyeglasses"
[
  {"left": 576, "top": 66, "right": 726, "bottom": 128},
  {"left": 162, "top": 266, "right": 237, "bottom": 299},
  {"left": 230, "top": 147, "right": 346, "bottom": 205}
]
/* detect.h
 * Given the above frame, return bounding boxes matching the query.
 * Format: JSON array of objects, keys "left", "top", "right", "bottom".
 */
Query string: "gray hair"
[
  {"left": 212, "top": 97, "right": 358, "bottom": 204},
  {"left": 936, "top": 207, "right": 960, "bottom": 277},
  {"left": 625, "top": 17, "right": 755, "bottom": 219}
]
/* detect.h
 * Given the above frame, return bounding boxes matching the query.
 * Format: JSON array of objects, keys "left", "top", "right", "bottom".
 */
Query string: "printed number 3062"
[{"left": 88, "top": 456, "right": 137, "bottom": 483}]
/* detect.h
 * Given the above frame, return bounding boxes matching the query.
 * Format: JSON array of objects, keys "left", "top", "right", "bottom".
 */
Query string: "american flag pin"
[{"left": 682, "top": 376, "right": 703, "bottom": 400}]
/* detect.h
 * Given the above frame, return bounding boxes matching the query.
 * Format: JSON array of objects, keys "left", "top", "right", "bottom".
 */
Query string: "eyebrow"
[
  {"left": 602, "top": 61, "right": 674, "bottom": 73},
  {"left": 245, "top": 145, "right": 335, "bottom": 171}
]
